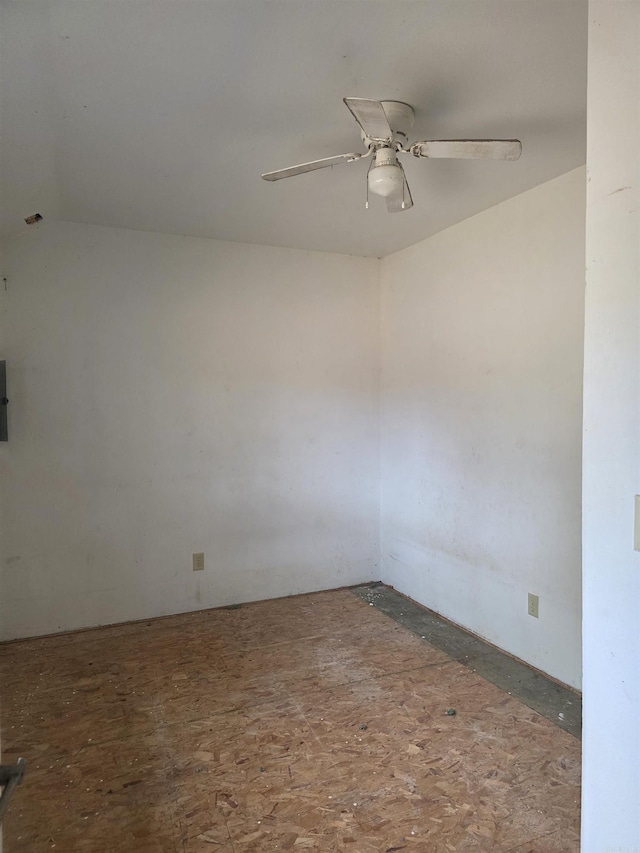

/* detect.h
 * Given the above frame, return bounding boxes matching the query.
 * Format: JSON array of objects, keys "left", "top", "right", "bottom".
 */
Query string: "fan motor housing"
[{"left": 360, "top": 100, "right": 415, "bottom": 149}]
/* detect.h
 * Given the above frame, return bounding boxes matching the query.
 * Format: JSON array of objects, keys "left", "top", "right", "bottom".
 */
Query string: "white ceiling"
[{"left": 0, "top": 0, "right": 587, "bottom": 258}]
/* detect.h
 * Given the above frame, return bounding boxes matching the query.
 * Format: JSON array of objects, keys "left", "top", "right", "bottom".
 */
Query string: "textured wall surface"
[
  {"left": 380, "top": 168, "right": 585, "bottom": 689},
  {"left": 0, "top": 222, "right": 379, "bottom": 638}
]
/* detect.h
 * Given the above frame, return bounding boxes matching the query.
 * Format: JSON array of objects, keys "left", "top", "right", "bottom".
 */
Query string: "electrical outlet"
[
  {"left": 192, "top": 552, "right": 205, "bottom": 572},
  {"left": 528, "top": 593, "right": 539, "bottom": 618}
]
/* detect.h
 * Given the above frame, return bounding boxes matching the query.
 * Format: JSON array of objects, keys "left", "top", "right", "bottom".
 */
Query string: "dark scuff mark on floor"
[{"left": 351, "top": 583, "right": 582, "bottom": 739}]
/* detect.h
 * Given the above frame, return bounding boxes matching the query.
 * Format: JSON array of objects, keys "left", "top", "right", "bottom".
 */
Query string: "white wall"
[
  {"left": 0, "top": 222, "right": 379, "bottom": 640},
  {"left": 0, "top": 176, "right": 586, "bottom": 694},
  {"left": 380, "top": 168, "right": 585, "bottom": 689},
  {"left": 582, "top": 1, "right": 640, "bottom": 847}
]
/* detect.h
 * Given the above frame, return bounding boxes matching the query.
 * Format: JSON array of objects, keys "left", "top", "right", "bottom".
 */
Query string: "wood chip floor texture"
[{"left": 0, "top": 590, "right": 580, "bottom": 852}]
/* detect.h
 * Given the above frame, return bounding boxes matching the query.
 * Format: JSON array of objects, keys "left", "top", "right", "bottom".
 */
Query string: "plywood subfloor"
[{"left": 0, "top": 589, "right": 580, "bottom": 852}]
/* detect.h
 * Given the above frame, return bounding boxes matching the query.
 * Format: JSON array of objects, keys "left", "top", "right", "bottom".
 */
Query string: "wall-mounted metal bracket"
[{"left": 0, "top": 360, "right": 7, "bottom": 441}]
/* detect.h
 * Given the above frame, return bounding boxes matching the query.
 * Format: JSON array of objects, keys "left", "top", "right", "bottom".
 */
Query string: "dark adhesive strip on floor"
[{"left": 351, "top": 583, "right": 582, "bottom": 739}]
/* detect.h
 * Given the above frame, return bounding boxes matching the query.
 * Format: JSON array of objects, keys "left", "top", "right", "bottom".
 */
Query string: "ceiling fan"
[{"left": 261, "top": 98, "right": 522, "bottom": 213}]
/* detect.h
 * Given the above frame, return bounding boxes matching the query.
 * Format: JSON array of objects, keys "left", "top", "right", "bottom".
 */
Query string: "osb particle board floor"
[{"left": 0, "top": 588, "right": 580, "bottom": 852}]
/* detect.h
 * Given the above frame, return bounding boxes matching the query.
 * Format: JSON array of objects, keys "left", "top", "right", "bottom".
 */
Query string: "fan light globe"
[{"left": 368, "top": 148, "right": 404, "bottom": 198}]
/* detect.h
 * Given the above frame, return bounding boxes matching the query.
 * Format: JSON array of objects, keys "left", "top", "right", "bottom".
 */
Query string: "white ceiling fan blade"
[
  {"left": 386, "top": 164, "right": 413, "bottom": 213},
  {"left": 262, "top": 152, "right": 363, "bottom": 181},
  {"left": 344, "top": 98, "right": 393, "bottom": 141},
  {"left": 412, "top": 139, "right": 522, "bottom": 160}
]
